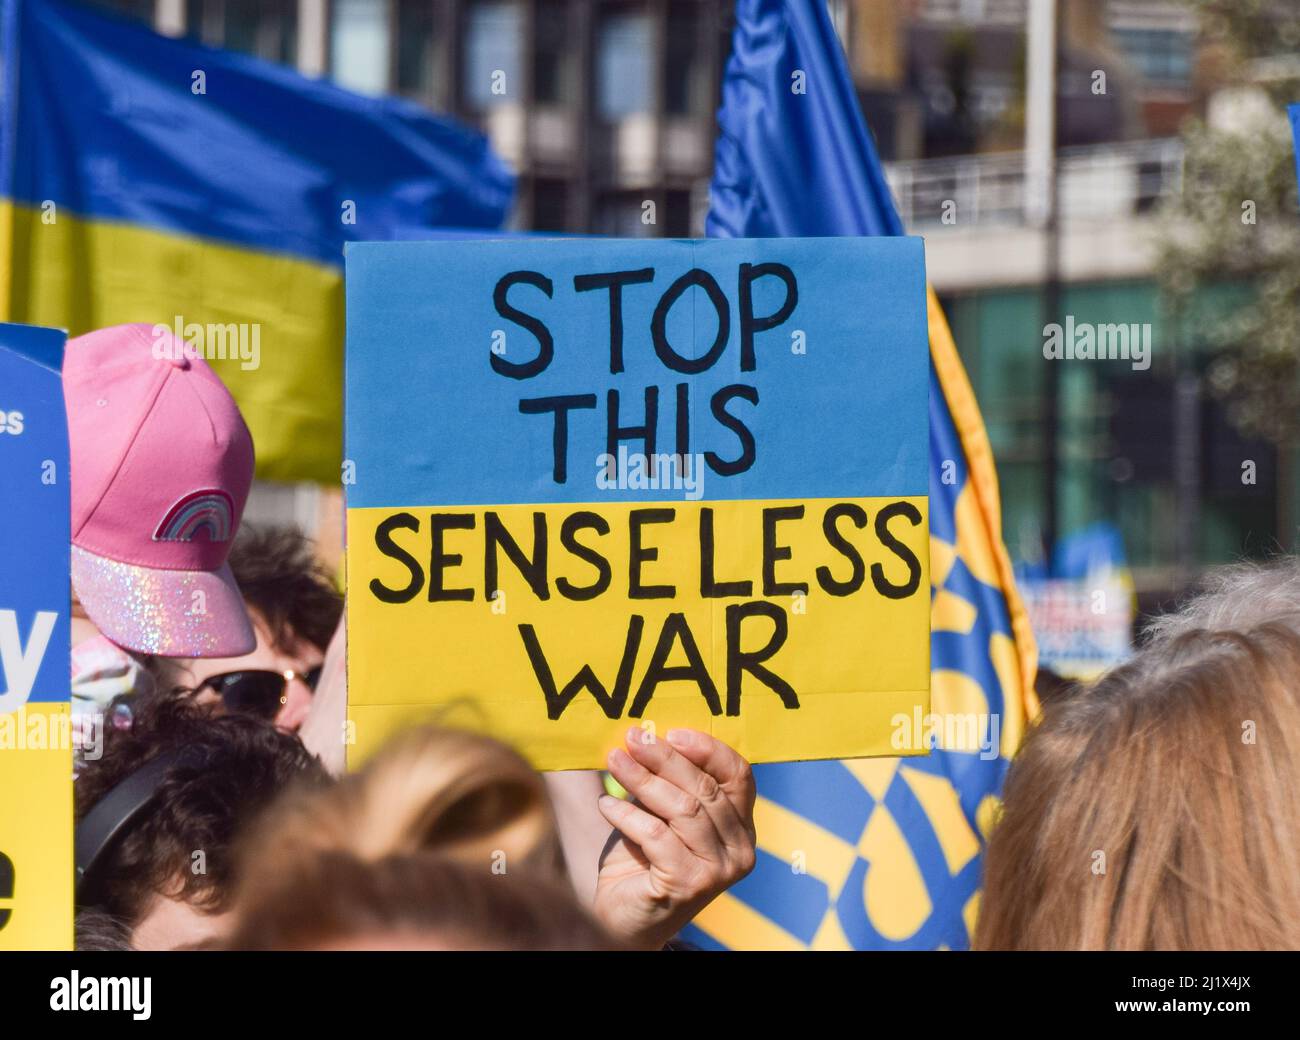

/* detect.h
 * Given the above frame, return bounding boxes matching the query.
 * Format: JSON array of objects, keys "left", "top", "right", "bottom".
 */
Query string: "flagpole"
[{"left": 1026, "top": 0, "right": 1061, "bottom": 559}]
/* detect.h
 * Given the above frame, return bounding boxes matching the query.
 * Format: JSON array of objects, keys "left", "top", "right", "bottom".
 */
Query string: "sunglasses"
[{"left": 195, "top": 666, "right": 323, "bottom": 721}]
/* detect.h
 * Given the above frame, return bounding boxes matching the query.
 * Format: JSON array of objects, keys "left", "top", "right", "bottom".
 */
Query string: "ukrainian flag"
[
  {"left": 681, "top": 0, "right": 1039, "bottom": 950},
  {"left": 0, "top": 0, "right": 513, "bottom": 482}
]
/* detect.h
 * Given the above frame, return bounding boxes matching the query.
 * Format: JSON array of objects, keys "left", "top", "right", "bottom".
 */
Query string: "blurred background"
[{"left": 84, "top": 0, "right": 1300, "bottom": 633}]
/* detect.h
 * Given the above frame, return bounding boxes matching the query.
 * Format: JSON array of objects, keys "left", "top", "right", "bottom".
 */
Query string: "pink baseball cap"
[{"left": 65, "top": 323, "right": 256, "bottom": 658}]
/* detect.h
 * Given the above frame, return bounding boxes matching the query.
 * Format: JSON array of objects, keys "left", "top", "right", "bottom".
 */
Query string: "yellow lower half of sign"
[
  {"left": 0, "top": 704, "right": 73, "bottom": 950},
  {"left": 346, "top": 496, "right": 930, "bottom": 771}
]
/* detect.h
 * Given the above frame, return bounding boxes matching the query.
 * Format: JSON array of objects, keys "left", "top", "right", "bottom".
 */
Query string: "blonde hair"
[
  {"left": 226, "top": 852, "right": 620, "bottom": 951},
  {"left": 238, "top": 725, "right": 565, "bottom": 889},
  {"left": 223, "top": 726, "right": 611, "bottom": 950},
  {"left": 976, "top": 623, "right": 1300, "bottom": 950},
  {"left": 1142, "top": 557, "right": 1300, "bottom": 644}
]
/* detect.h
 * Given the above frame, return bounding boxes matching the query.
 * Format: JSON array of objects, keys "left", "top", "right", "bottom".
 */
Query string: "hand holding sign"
[
  {"left": 594, "top": 726, "right": 756, "bottom": 950},
  {"left": 345, "top": 237, "right": 930, "bottom": 769}
]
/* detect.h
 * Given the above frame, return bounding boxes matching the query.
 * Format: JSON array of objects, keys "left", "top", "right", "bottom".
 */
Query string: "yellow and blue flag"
[
  {"left": 683, "top": 0, "right": 1038, "bottom": 950},
  {"left": 0, "top": 0, "right": 513, "bottom": 482}
]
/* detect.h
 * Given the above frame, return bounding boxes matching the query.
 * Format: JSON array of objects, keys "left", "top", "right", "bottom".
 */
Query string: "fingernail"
[
  {"left": 597, "top": 794, "right": 618, "bottom": 811},
  {"left": 608, "top": 747, "right": 629, "bottom": 770},
  {"left": 666, "top": 728, "right": 694, "bottom": 749}
]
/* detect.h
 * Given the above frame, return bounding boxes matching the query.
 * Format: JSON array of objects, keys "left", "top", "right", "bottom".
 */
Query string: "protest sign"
[
  {"left": 345, "top": 238, "right": 930, "bottom": 769},
  {"left": 0, "top": 322, "right": 71, "bottom": 949},
  {"left": 1020, "top": 576, "right": 1132, "bottom": 680}
]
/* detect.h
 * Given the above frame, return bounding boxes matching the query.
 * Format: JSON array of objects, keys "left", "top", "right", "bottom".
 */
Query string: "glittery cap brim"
[{"left": 71, "top": 545, "right": 256, "bottom": 659}]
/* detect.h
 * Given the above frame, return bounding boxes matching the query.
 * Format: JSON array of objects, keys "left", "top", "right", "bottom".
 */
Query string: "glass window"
[
  {"left": 90, "top": 0, "right": 155, "bottom": 23},
  {"left": 663, "top": 188, "right": 693, "bottom": 237},
  {"left": 1112, "top": 28, "right": 1193, "bottom": 86},
  {"left": 597, "top": 9, "right": 653, "bottom": 121},
  {"left": 531, "top": 177, "right": 569, "bottom": 232},
  {"left": 396, "top": 0, "right": 440, "bottom": 102},
  {"left": 186, "top": 0, "right": 221, "bottom": 44},
  {"left": 665, "top": 1, "right": 709, "bottom": 117},
  {"left": 331, "top": 0, "right": 391, "bottom": 95},
  {"left": 595, "top": 192, "right": 656, "bottom": 237},
  {"left": 533, "top": 0, "right": 571, "bottom": 105},
  {"left": 462, "top": 1, "right": 523, "bottom": 110},
  {"left": 222, "top": 0, "right": 298, "bottom": 65}
]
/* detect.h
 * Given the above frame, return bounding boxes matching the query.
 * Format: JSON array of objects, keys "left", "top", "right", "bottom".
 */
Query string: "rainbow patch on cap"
[{"left": 153, "top": 489, "right": 235, "bottom": 543}]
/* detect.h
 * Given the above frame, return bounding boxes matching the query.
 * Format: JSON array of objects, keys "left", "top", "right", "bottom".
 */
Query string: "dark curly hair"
[
  {"left": 74, "top": 698, "right": 328, "bottom": 926},
  {"left": 228, "top": 524, "right": 342, "bottom": 653}
]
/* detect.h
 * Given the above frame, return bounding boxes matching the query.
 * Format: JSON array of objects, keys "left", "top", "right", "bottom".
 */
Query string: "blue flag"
[
  {"left": 688, "top": 0, "right": 1038, "bottom": 951},
  {"left": 1, "top": 0, "right": 514, "bottom": 481}
]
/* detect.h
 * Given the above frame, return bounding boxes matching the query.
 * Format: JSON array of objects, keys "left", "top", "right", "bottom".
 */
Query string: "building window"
[
  {"left": 664, "top": 1, "right": 708, "bottom": 117},
  {"left": 533, "top": 0, "right": 573, "bottom": 106},
  {"left": 597, "top": 9, "right": 653, "bottom": 121},
  {"left": 595, "top": 192, "right": 656, "bottom": 237},
  {"left": 396, "top": 0, "right": 441, "bottom": 103},
  {"left": 226, "top": 0, "right": 297, "bottom": 64},
  {"left": 90, "top": 0, "right": 155, "bottom": 23},
  {"left": 331, "top": 0, "right": 391, "bottom": 96},
  {"left": 462, "top": 1, "right": 523, "bottom": 111},
  {"left": 1112, "top": 28, "right": 1193, "bottom": 86},
  {"left": 185, "top": 1, "right": 298, "bottom": 65},
  {"left": 531, "top": 177, "right": 569, "bottom": 231},
  {"left": 663, "top": 188, "right": 693, "bottom": 237}
]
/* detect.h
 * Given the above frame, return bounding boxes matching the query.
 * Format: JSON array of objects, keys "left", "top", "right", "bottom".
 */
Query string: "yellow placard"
[
  {"left": 347, "top": 496, "right": 929, "bottom": 770},
  {"left": 0, "top": 705, "right": 73, "bottom": 948}
]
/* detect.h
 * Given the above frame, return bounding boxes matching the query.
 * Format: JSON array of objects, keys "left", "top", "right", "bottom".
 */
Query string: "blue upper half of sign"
[
  {"left": 0, "top": 322, "right": 70, "bottom": 707},
  {"left": 345, "top": 237, "right": 929, "bottom": 507}
]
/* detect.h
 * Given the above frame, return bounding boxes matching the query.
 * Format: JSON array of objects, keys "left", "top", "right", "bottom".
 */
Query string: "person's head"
[
  {"left": 224, "top": 852, "right": 619, "bottom": 951},
  {"left": 64, "top": 323, "right": 256, "bottom": 692},
  {"left": 74, "top": 909, "right": 134, "bottom": 952},
  {"left": 74, "top": 699, "right": 327, "bottom": 949},
  {"left": 227, "top": 725, "right": 576, "bottom": 950},
  {"left": 1141, "top": 556, "right": 1300, "bottom": 644},
  {"left": 163, "top": 525, "right": 343, "bottom": 732},
  {"left": 977, "top": 621, "right": 1300, "bottom": 950},
  {"left": 237, "top": 724, "right": 566, "bottom": 883}
]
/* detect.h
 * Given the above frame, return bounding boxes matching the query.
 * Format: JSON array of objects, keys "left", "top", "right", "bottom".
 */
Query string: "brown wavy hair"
[
  {"left": 227, "top": 524, "right": 343, "bottom": 652},
  {"left": 976, "top": 623, "right": 1300, "bottom": 950}
]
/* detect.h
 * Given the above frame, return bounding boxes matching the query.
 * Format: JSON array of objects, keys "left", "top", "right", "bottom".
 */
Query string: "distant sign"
[
  {"left": 345, "top": 238, "right": 930, "bottom": 769},
  {"left": 0, "top": 322, "right": 71, "bottom": 950},
  {"left": 1021, "top": 576, "right": 1132, "bottom": 680}
]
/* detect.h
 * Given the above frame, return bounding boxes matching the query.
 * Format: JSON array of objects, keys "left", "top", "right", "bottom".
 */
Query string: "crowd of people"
[{"left": 63, "top": 323, "right": 1300, "bottom": 950}]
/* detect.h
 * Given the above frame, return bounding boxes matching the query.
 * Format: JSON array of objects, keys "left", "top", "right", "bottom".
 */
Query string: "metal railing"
[{"left": 884, "top": 138, "right": 1185, "bottom": 229}]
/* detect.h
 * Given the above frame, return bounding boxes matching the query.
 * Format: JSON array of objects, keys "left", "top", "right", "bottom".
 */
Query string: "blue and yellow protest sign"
[
  {"left": 0, "top": 322, "right": 72, "bottom": 949},
  {"left": 345, "top": 238, "right": 930, "bottom": 769}
]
